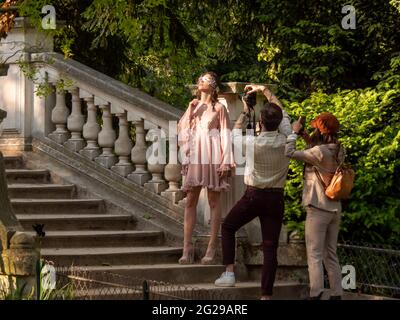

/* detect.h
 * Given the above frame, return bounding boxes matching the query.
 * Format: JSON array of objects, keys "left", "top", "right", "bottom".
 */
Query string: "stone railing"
[{"left": 31, "top": 51, "right": 189, "bottom": 206}]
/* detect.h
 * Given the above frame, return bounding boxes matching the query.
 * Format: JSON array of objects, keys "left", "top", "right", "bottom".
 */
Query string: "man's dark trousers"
[{"left": 221, "top": 186, "right": 284, "bottom": 296}]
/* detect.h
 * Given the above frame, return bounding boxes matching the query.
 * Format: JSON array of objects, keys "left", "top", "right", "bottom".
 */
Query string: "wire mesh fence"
[
  {"left": 40, "top": 266, "right": 235, "bottom": 300},
  {"left": 337, "top": 241, "right": 400, "bottom": 298},
  {"left": 144, "top": 279, "right": 235, "bottom": 300}
]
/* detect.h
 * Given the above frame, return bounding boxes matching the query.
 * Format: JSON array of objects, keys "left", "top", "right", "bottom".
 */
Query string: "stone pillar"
[
  {"left": 95, "top": 103, "right": 117, "bottom": 168},
  {"left": 144, "top": 127, "right": 167, "bottom": 194},
  {"left": 162, "top": 162, "right": 184, "bottom": 203},
  {"left": 161, "top": 122, "right": 184, "bottom": 203},
  {"left": 64, "top": 88, "right": 85, "bottom": 152},
  {"left": 127, "top": 119, "right": 150, "bottom": 185},
  {"left": 111, "top": 112, "right": 134, "bottom": 176},
  {"left": 0, "top": 17, "right": 54, "bottom": 151},
  {"left": 48, "top": 88, "right": 70, "bottom": 144},
  {"left": 79, "top": 96, "right": 101, "bottom": 160},
  {"left": 1, "top": 232, "right": 39, "bottom": 300},
  {"left": 31, "top": 69, "right": 55, "bottom": 140}
]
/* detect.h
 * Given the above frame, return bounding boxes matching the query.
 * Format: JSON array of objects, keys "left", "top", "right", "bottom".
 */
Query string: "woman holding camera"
[
  {"left": 177, "top": 71, "right": 234, "bottom": 265},
  {"left": 285, "top": 113, "right": 344, "bottom": 300}
]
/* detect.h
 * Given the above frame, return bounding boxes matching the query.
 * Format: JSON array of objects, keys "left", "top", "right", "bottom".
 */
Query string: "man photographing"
[{"left": 214, "top": 84, "right": 291, "bottom": 300}]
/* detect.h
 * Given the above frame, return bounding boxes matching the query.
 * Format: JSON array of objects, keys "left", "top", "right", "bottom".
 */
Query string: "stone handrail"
[
  {"left": 31, "top": 52, "right": 183, "bottom": 130},
  {"left": 28, "top": 52, "right": 189, "bottom": 212}
]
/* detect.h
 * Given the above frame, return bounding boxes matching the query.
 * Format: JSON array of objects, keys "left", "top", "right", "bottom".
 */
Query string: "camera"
[
  {"left": 238, "top": 90, "right": 257, "bottom": 109},
  {"left": 238, "top": 89, "right": 257, "bottom": 131}
]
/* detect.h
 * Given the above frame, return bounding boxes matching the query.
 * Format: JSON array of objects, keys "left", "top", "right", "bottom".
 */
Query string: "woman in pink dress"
[{"left": 178, "top": 71, "right": 234, "bottom": 264}]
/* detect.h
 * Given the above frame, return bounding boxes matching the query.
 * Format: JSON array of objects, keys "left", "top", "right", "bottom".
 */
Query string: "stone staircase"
[{"left": 3, "top": 153, "right": 308, "bottom": 299}]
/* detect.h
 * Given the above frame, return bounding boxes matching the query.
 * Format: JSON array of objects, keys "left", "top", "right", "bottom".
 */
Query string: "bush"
[{"left": 283, "top": 56, "right": 400, "bottom": 245}]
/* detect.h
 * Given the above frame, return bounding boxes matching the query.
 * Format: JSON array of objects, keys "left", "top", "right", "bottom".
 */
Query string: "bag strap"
[
  {"left": 313, "top": 143, "right": 343, "bottom": 190},
  {"left": 336, "top": 143, "right": 346, "bottom": 167},
  {"left": 313, "top": 166, "right": 328, "bottom": 190}
]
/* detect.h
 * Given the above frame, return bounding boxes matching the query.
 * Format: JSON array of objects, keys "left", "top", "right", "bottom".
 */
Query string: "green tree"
[{"left": 256, "top": 0, "right": 400, "bottom": 99}]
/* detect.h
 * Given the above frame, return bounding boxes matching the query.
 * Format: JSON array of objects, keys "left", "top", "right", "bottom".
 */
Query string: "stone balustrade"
[{"left": 27, "top": 53, "right": 187, "bottom": 216}]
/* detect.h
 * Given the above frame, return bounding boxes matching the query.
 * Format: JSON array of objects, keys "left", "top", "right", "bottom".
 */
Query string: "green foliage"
[
  {"left": 18, "top": 0, "right": 400, "bottom": 104},
  {"left": 0, "top": 280, "right": 33, "bottom": 300},
  {"left": 143, "top": 213, "right": 153, "bottom": 220},
  {"left": 18, "top": 0, "right": 267, "bottom": 108},
  {"left": 0, "top": 263, "right": 75, "bottom": 300},
  {"left": 17, "top": 60, "right": 53, "bottom": 96},
  {"left": 284, "top": 57, "right": 400, "bottom": 245},
  {"left": 257, "top": 0, "right": 400, "bottom": 100},
  {"left": 391, "top": 0, "right": 400, "bottom": 13},
  {"left": 17, "top": 59, "right": 74, "bottom": 97}
]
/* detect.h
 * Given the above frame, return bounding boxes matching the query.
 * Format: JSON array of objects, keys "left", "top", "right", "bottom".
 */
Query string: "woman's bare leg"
[
  {"left": 179, "top": 186, "right": 202, "bottom": 264},
  {"left": 201, "top": 189, "right": 221, "bottom": 263}
]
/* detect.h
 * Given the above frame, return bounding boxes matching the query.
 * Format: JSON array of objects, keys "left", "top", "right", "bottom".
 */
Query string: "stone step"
[
  {"left": 18, "top": 213, "right": 136, "bottom": 231},
  {"left": 11, "top": 199, "right": 105, "bottom": 214},
  {"left": 75, "top": 264, "right": 226, "bottom": 284},
  {"left": 68, "top": 281, "right": 307, "bottom": 300},
  {"left": 3, "top": 155, "right": 23, "bottom": 169},
  {"left": 68, "top": 264, "right": 308, "bottom": 285},
  {"left": 41, "top": 247, "right": 183, "bottom": 266},
  {"left": 5, "top": 169, "right": 51, "bottom": 183},
  {"left": 246, "top": 265, "right": 309, "bottom": 284},
  {"left": 7, "top": 184, "right": 76, "bottom": 199},
  {"left": 171, "top": 281, "right": 308, "bottom": 300},
  {"left": 24, "top": 230, "right": 164, "bottom": 248}
]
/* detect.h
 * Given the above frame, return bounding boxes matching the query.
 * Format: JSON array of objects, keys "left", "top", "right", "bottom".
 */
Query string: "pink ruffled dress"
[{"left": 178, "top": 102, "right": 234, "bottom": 192}]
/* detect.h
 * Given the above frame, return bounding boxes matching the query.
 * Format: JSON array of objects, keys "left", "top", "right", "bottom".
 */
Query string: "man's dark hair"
[{"left": 260, "top": 102, "right": 283, "bottom": 131}]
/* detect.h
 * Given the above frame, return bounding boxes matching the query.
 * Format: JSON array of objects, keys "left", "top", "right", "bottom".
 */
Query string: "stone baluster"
[
  {"left": 111, "top": 112, "right": 134, "bottom": 176},
  {"left": 144, "top": 127, "right": 167, "bottom": 194},
  {"left": 95, "top": 103, "right": 117, "bottom": 168},
  {"left": 64, "top": 87, "right": 85, "bottom": 152},
  {"left": 48, "top": 86, "right": 70, "bottom": 144},
  {"left": 80, "top": 96, "right": 101, "bottom": 160},
  {"left": 177, "top": 193, "right": 187, "bottom": 209},
  {"left": 127, "top": 119, "right": 150, "bottom": 185},
  {"left": 161, "top": 121, "right": 184, "bottom": 203}
]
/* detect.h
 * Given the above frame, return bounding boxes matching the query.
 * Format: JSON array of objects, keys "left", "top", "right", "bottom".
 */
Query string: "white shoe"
[{"left": 214, "top": 272, "right": 236, "bottom": 287}]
